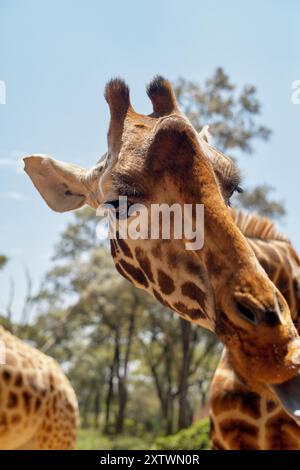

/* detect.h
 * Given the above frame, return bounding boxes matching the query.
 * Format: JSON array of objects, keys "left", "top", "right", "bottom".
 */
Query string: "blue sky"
[{"left": 0, "top": 0, "right": 299, "bottom": 320}]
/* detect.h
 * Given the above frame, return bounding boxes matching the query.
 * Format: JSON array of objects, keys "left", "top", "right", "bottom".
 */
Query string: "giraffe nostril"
[
  {"left": 236, "top": 302, "right": 257, "bottom": 325},
  {"left": 264, "top": 309, "right": 281, "bottom": 327}
]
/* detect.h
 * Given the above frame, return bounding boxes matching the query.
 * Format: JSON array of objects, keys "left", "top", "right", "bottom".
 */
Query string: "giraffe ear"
[
  {"left": 24, "top": 155, "right": 89, "bottom": 212},
  {"left": 146, "top": 117, "right": 199, "bottom": 174}
]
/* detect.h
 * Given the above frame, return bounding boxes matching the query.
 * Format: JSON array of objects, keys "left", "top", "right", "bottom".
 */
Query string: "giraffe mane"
[{"left": 232, "top": 209, "right": 290, "bottom": 243}]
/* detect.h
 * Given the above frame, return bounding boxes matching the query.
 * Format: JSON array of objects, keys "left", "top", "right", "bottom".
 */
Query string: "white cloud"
[
  {"left": 0, "top": 149, "right": 26, "bottom": 173},
  {"left": 0, "top": 191, "right": 29, "bottom": 202}
]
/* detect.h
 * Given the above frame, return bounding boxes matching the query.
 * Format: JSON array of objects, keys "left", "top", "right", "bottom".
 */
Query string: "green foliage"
[
  {"left": 154, "top": 419, "right": 210, "bottom": 450},
  {"left": 0, "top": 255, "right": 8, "bottom": 270},
  {"left": 236, "top": 184, "right": 285, "bottom": 219},
  {"left": 76, "top": 429, "right": 152, "bottom": 450},
  {"left": 174, "top": 68, "right": 271, "bottom": 154}
]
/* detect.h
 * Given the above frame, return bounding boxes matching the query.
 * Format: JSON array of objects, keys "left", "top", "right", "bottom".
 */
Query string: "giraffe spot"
[
  {"left": 115, "top": 263, "right": 132, "bottom": 283},
  {"left": 206, "top": 250, "right": 224, "bottom": 277},
  {"left": 151, "top": 243, "right": 162, "bottom": 260},
  {"left": 35, "top": 397, "right": 42, "bottom": 411},
  {"left": 135, "top": 247, "right": 154, "bottom": 283},
  {"left": 260, "top": 259, "right": 277, "bottom": 281},
  {"left": 152, "top": 289, "right": 172, "bottom": 310},
  {"left": 184, "top": 257, "right": 201, "bottom": 276},
  {"left": 211, "top": 382, "right": 261, "bottom": 419},
  {"left": 166, "top": 250, "right": 180, "bottom": 269},
  {"left": 181, "top": 282, "right": 206, "bottom": 312},
  {"left": 110, "top": 239, "right": 118, "bottom": 258},
  {"left": 3, "top": 370, "right": 11, "bottom": 384},
  {"left": 173, "top": 302, "right": 188, "bottom": 316},
  {"left": 157, "top": 269, "right": 175, "bottom": 295},
  {"left": 11, "top": 414, "right": 21, "bottom": 425},
  {"left": 49, "top": 374, "right": 55, "bottom": 392},
  {"left": 119, "top": 259, "right": 149, "bottom": 288},
  {"left": 66, "top": 402, "right": 75, "bottom": 413},
  {"left": 277, "top": 268, "right": 290, "bottom": 299},
  {"left": 173, "top": 301, "right": 206, "bottom": 320},
  {"left": 22, "top": 391, "right": 32, "bottom": 414},
  {"left": 219, "top": 418, "right": 258, "bottom": 450},
  {"left": 52, "top": 395, "right": 57, "bottom": 409},
  {"left": 266, "top": 400, "right": 278, "bottom": 413},
  {"left": 0, "top": 412, "right": 8, "bottom": 426},
  {"left": 116, "top": 236, "right": 133, "bottom": 259},
  {"left": 266, "top": 412, "right": 300, "bottom": 450},
  {"left": 187, "top": 308, "right": 206, "bottom": 320},
  {"left": 293, "top": 278, "right": 300, "bottom": 302},
  {"left": 14, "top": 373, "right": 23, "bottom": 387},
  {"left": 7, "top": 391, "right": 18, "bottom": 408}
]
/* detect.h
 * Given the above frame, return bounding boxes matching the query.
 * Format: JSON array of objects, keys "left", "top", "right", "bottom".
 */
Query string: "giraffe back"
[{"left": 0, "top": 326, "right": 79, "bottom": 450}]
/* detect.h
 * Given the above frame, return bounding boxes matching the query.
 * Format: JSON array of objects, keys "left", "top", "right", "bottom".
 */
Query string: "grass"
[
  {"left": 76, "top": 418, "right": 210, "bottom": 450},
  {"left": 76, "top": 429, "right": 153, "bottom": 450}
]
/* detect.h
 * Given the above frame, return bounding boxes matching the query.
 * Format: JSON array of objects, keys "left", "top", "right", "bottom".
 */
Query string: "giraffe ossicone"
[{"left": 23, "top": 76, "right": 300, "bottom": 391}]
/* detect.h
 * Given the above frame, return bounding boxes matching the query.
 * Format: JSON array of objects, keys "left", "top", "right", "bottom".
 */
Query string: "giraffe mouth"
[{"left": 271, "top": 374, "right": 300, "bottom": 423}]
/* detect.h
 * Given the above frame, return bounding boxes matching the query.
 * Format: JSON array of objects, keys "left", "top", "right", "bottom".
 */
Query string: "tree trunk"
[
  {"left": 164, "top": 343, "right": 174, "bottom": 435},
  {"left": 115, "top": 379, "right": 127, "bottom": 433},
  {"left": 82, "top": 392, "right": 91, "bottom": 429},
  {"left": 115, "top": 308, "right": 136, "bottom": 434},
  {"left": 104, "top": 329, "right": 119, "bottom": 434},
  {"left": 93, "top": 385, "right": 101, "bottom": 429},
  {"left": 178, "top": 319, "right": 192, "bottom": 430}
]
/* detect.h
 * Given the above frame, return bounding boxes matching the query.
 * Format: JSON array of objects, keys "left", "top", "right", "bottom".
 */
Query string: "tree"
[
  {"left": 0, "top": 255, "right": 7, "bottom": 270},
  {"left": 174, "top": 67, "right": 285, "bottom": 219}
]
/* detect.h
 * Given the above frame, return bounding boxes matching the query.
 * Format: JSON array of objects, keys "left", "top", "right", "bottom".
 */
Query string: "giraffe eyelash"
[
  {"left": 228, "top": 185, "right": 244, "bottom": 207},
  {"left": 235, "top": 185, "right": 244, "bottom": 194}
]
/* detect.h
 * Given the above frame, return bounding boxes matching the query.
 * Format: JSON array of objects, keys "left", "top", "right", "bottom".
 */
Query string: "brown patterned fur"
[
  {"left": 0, "top": 327, "right": 78, "bottom": 449},
  {"left": 210, "top": 210, "right": 300, "bottom": 450}
]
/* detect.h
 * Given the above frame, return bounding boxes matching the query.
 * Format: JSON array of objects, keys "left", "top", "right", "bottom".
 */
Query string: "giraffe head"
[{"left": 24, "top": 76, "right": 300, "bottom": 387}]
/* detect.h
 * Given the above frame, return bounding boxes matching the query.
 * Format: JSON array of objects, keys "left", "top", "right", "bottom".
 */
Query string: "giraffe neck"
[
  {"left": 211, "top": 349, "right": 300, "bottom": 450},
  {"left": 210, "top": 211, "right": 300, "bottom": 450}
]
